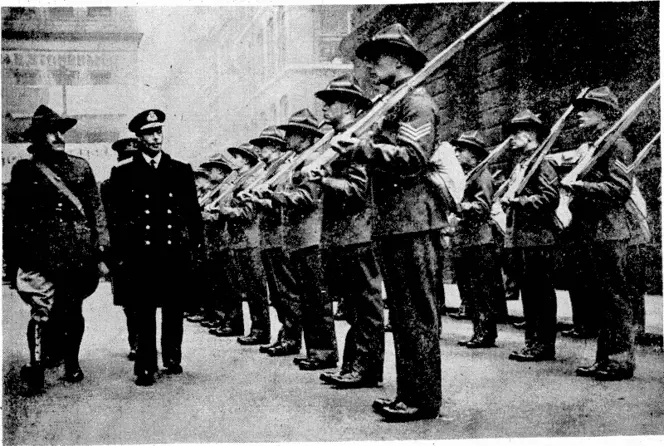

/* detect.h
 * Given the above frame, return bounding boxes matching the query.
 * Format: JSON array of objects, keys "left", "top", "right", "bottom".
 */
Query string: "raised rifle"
[
  {"left": 239, "top": 150, "right": 296, "bottom": 195},
  {"left": 556, "top": 79, "right": 660, "bottom": 227},
  {"left": 207, "top": 161, "right": 266, "bottom": 210},
  {"left": 198, "top": 170, "right": 239, "bottom": 207},
  {"left": 299, "top": 2, "right": 512, "bottom": 176},
  {"left": 465, "top": 137, "right": 512, "bottom": 185},
  {"left": 628, "top": 131, "right": 660, "bottom": 174}
]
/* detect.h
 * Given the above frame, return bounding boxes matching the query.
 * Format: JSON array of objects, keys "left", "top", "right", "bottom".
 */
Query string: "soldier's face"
[
  {"left": 260, "top": 145, "right": 280, "bottom": 163},
  {"left": 208, "top": 166, "right": 227, "bottom": 182},
  {"left": 454, "top": 147, "right": 477, "bottom": 171},
  {"left": 510, "top": 130, "right": 536, "bottom": 151},
  {"left": 138, "top": 127, "right": 163, "bottom": 156},
  {"left": 322, "top": 100, "right": 351, "bottom": 128},
  {"left": 196, "top": 176, "right": 211, "bottom": 191},
  {"left": 577, "top": 108, "right": 605, "bottom": 130},
  {"left": 234, "top": 155, "right": 252, "bottom": 174},
  {"left": 41, "top": 131, "right": 65, "bottom": 151},
  {"left": 366, "top": 55, "right": 399, "bottom": 86},
  {"left": 286, "top": 132, "right": 309, "bottom": 153}
]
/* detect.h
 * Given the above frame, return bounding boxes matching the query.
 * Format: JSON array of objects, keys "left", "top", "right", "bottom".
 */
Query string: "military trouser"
[
  {"left": 501, "top": 247, "right": 521, "bottom": 301},
  {"left": 133, "top": 303, "right": 184, "bottom": 375},
  {"left": 376, "top": 231, "right": 442, "bottom": 412},
  {"left": 571, "top": 240, "right": 635, "bottom": 368},
  {"left": 231, "top": 248, "right": 269, "bottom": 336},
  {"left": 327, "top": 243, "right": 384, "bottom": 380},
  {"left": 626, "top": 244, "right": 647, "bottom": 337},
  {"left": 123, "top": 306, "right": 139, "bottom": 352},
  {"left": 210, "top": 249, "right": 242, "bottom": 331},
  {"left": 565, "top": 241, "right": 599, "bottom": 335},
  {"left": 261, "top": 247, "right": 302, "bottom": 347},
  {"left": 290, "top": 246, "right": 338, "bottom": 362},
  {"left": 513, "top": 247, "right": 557, "bottom": 353},
  {"left": 453, "top": 244, "right": 499, "bottom": 343}
]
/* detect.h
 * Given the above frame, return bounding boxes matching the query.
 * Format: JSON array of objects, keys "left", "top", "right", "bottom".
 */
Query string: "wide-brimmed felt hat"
[
  {"left": 355, "top": 23, "right": 428, "bottom": 71},
  {"left": 504, "top": 109, "right": 549, "bottom": 140},
  {"left": 128, "top": 109, "right": 165, "bottom": 134},
  {"left": 249, "top": 126, "right": 287, "bottom": 148},
  {"left": 22, "top": 105, "right": 77, "bottom": 139},
  {"left": 314, "top": 74, "right": 372, "bottom": 110},
  {"left": 227, "top": 143, "right": 260, "bottom": 166},
  {"left": 452, "top": 130, "right": 489, "bottom": 159},
  {"left": 277, "top": 109, "right": 324, "bottom": 137},
  {"left": 572, "top": 86, "right": 620, "bottom": 114},
  {"left": 200, "top": 153, "right": 235, "bottom": 173}
]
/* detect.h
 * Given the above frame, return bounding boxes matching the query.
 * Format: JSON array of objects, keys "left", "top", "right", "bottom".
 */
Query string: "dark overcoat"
[{"left": 106, "top": 152, "right": 203, "bottom": 306}]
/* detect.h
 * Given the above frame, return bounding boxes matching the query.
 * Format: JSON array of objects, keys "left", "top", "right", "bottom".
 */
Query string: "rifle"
[
  {"left": 198, "top": 170, "right": 239, "bottom": 207},
  {"left": 299, "top": 2, "right": 512, "bottom": 175},
  {"left": 465, "top": 137, "right": 511, "bottom": 185},
  {"left": 207, "top": 161, "right": 266, "bottom": 210},
  {"left": 556, "top": 79, "right": 660, "bottom": 227},
  {"left": 628, "top": 131, "right": 660, "bottom": 174}
]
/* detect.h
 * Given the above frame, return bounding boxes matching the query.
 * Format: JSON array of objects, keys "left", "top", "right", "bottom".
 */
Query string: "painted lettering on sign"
[{"left": 2, "top": 51, "right": 121, "bottom": 70}]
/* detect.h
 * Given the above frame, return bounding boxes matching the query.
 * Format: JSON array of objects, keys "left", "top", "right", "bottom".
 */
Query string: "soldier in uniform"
[
  {"left": 5, "top": 105, "right": 107, "bottom": 391},
  {"left": 217, "top": 144, "right": 270, "bottom": 342},
  {"left": 247, "top": 126, "right": 290, "bottom": 347},
  {"left": 101, "top": 137, "right": 139, "bottom": 360},
  {"left": 451, "top": 131, "right": 499, "bottom": 348},
  {"left": 308, "top": 74, "right": 385, "bottom": 387},
  {"left": 197, "top": 155, "right": 236, "bottom": 331},
  {"left": 501, "top": 110, "right": 560, "bottom": 363},
  {"left": 107, "top": 109, "right": 203, "bottom": 386},
  {"left": 264, "top": 109, "right": 339, "bottom": 370},
  {"left": 346, "top": 24, "right": 445, "bottom": 421},
  {"left": 562, "top": 87, "right": 637, "bottom": 381}
]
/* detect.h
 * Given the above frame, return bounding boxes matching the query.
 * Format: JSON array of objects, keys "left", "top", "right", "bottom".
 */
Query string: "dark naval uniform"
[
  {"left": 107, "top": 149, "right": 203, "bottom": 378},
  {"left": 453, "top": 168, "right": 499, "bottom": 346},
  {"left": 504, "top": 153, "right": 560, "bottom": 360},
  {"left": 566, "top": 132, "right": 636, "bottom": 377}
]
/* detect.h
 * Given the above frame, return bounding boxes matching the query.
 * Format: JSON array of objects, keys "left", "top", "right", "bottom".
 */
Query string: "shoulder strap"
[{"left": 34, "top": 161, "right": 86, "bottom": 218}]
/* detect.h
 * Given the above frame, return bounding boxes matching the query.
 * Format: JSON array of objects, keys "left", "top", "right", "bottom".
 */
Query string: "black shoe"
[
  {"left": 575, "top": 362, "right": 603, "bottom": 377},
  {"left": 372, "top": 397, "right": 397, "bottom": 413},
  {"left": 384, "top": 324, "right": 392, "bottom": 332},
  {"left": 334, "top": 308, "right": 347, "bottom": 321},
  {"left": 200, "top": 319, "right": 220, "bottom": 328},
  {"left": 508, "top": 347, "right": 555, "bottom": 362},
  {"left": 62, "top": 367, "right": 85, "bottom": 383},
  {"left": 135, "top": 372, "right": 156, "bottom": 386},
  {"left": 512, "top": 321, "right": 526, "bottom": 329},
  {"left": 466, "top": 338, "right": 496, "bottom": 349},
  {"left": 298, "top": 358, "right": 337, "bottom": 371},
  {"left": 237, "top": 333, "right": 270, "bottom": 345},
  {"left": 259, "top": 341, "right": 281, "bottom": 353},
  {"left": 187, "top": 314, "right": 205, "bottom": 323},
  {"left": 293, "top": 356, "right": 308, "bottom": 365},
  {"left": 378, "top": 401, "right": 440, "bottom": 422},
  {"left": 266, "top": 343, "right": 300, "bottom": 357},
  {"left": 330, "top": 372, "right": 382, "bottom": 388},
  {"left": 457, "top": 337, "right": 477, "bottom": 347},
  {"left": 128, "top": 349, "right": 137, "bottom": 361},
  {"left": 561, "top": 328, "right": 596, "bottom": 339},
  {"left": 211, "top": 326, "right": 242, "bottom": 337},
  {"left": 320, "top": 371, "right": 342, "bottom": 384},
  {"left": 594, "top": 363, "right": 634, "bottom": 381},
  {"left": 450, "top": 306, "right": 469, "bottom": 320},
  {"left": 162, "top": 364, "right": 183, "bottom": 375},
  {"left": 21, "top": 365, "right": 45, "bottom": 392}
]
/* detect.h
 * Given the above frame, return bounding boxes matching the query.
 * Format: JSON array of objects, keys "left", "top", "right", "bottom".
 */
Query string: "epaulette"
[{"left": 118, "top": 158, "right": 133, "bottom": 166}]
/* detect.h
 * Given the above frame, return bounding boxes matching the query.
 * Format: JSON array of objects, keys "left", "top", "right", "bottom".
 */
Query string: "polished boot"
[
  {"left": 298, "top": 358, "right": 337, "bottom": 371},
  {"left": 377, "top": 401, "right": 440, "bottom": 421},
  {"left": 237, "top": 331, "right": 270, "bottom": 345},
  {"left": 575, "top": 362, "right": 603, "bottom": 377},
  {"left": 508, "top": 346, "right": 555, "bottom": 362},
  {"left": 329, "top": 371, "right": 382, "bottom": 388}
]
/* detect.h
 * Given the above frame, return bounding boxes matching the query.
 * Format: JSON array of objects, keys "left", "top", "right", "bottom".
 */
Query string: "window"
[
  {"left": 318, "top": 6, "right": 351, "bottom": 62},
  {"left": 87, "top": 7, "right": 112, "bottom": 18}
]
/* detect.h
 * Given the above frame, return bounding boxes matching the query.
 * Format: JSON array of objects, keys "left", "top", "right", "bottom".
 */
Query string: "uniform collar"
[{"left": 142, "top": 150, "right": 163, "bottom": 168}]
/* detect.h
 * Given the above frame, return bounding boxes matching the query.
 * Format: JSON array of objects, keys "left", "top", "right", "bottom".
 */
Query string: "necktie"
[{"left": 150, "top": 159, "right": 157, "bottom": 169}]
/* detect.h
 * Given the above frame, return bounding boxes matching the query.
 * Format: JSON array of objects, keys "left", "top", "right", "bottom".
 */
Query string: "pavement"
[{"left": 2, "top": 282, "right": 663, "bottom": 444}]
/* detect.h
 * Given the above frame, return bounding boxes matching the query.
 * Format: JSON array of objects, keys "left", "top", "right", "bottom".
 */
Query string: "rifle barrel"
[{"left": 629, "top": 131, "right": 661, "bottom": 174}]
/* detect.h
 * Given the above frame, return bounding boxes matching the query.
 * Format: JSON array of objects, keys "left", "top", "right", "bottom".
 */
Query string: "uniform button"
[
  {"left": 167, "top": 240, "right": 172, "bottom": 245},
  {"left": 145, "top": 210, "right": 150, "bottom": 214},
  {"left": 145, "top": 194, "right": 150, "bottom": 199},
  {"left": 145, "top": 240, "right": 151, "bottom": 246},
  {"left": 57, "top": 202, "right": 63, "bottom": 207},
  {"left": 146, "top": 225, "right": 151, "bottom": 230},
  {"left": 168, "top": 193, "right": 173, "bottom": 198},
  {"left": 167, "top": 209, "right": 172, "bottom": 214},
  {"left": 167, "top": 224, "right": 172, "bottom": 229}
]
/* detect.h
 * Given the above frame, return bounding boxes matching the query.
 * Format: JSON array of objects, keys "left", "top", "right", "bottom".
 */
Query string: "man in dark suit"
[
  {"left": 5, "top": 105, "right": 107, "bottom": 392},
  {"left": 107, "top": 109, "right": 203, "bottom": 386},
  {"left": 101, "top": 137, "right": 139, "bottom": 360},
  {"left": 346, "top": 24, "right": 447, "bottom": 421}
]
